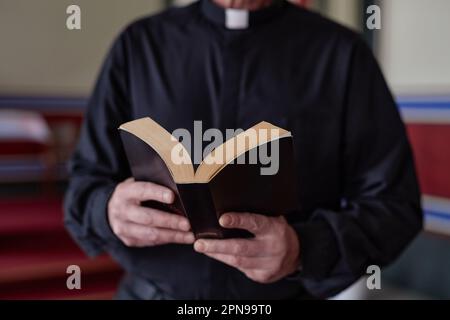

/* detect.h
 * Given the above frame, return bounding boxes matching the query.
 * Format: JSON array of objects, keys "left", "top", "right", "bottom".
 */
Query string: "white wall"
[
  {"left": 378, "top": 0, "right": 450, "bottom": 95},
  {"left": 3, "top": 0, "right": 448, "bottom": 97},
  {"left": 0, "top": 0, "right": 164, "bottom": 97}
]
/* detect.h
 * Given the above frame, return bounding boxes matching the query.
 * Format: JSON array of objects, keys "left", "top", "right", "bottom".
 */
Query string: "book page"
[
  {"left": 195, "top": 121, "right": 291, "bottom": 183},
  {"left": 119, "top": 117, "right": 195, "bottom": 183}
]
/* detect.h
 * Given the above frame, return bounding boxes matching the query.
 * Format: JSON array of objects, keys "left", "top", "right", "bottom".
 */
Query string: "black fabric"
[
  {"left": 114, "top": 274, "right": 174, "bottom": 300},
  {"left": 64, "top": 0, "right": 422, "bottom": 299}
]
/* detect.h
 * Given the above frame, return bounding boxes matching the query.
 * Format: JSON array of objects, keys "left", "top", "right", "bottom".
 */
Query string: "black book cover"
[{"left": 120, "top": 128, "right": 298, "bottom": 239}]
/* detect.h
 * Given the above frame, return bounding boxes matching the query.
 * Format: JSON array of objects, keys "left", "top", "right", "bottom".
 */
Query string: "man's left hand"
[{"left": 194, "top": 212, "right": 300, "bottom": 284}]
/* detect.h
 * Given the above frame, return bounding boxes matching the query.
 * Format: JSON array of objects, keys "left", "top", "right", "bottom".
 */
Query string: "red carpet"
[{"left": 0, "top": 196, "right": 123, "bottom": 299}]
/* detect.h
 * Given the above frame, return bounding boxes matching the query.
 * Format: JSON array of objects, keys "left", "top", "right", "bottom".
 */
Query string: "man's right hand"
[{"left": 108, "top": 178, "right": 195, "bottom": 247}]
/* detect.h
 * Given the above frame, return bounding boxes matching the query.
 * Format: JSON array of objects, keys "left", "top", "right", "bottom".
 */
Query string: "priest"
[{"left": 64, "top": 0, "right": 422, "bottom": 299}]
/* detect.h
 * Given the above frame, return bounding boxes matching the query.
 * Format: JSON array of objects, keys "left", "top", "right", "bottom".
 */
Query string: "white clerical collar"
[
  {"left": 201, "top": 0, "right": 286, "bottom": 30},
  {"left": 225, "top": 9, "right": 249, "bottom": 30}
]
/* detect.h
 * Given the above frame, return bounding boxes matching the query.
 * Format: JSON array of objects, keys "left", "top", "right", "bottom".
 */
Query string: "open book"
[{"left": 119, "top": 117, "right": 298, "bottom": 239}]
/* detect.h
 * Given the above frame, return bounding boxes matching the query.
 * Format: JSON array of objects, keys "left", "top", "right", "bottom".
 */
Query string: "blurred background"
[{"left": 0, "top": 0, "right": 449, "bottom": 299}]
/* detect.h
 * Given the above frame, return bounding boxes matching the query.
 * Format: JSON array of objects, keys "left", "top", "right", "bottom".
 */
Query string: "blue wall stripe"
[
  {"left": 1, "top": 96, "right": 450, "bottom": 111},
  {"left": 425, "top": 210, "right": 450, "bottom": 221},
  {"left": 398, "top": 102, "right": 450, "bottom": 110},
  {"left": 0, "top": 96, "right": 87, "bottom": 111}
]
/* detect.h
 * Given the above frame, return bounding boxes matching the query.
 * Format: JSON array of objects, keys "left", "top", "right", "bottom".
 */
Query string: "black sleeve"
[
  {"left": 292, "top": 39, "right": 423, "bottom": 298},
  {"left": 63, "top": 31, "right": 132, "bottom": 257}
]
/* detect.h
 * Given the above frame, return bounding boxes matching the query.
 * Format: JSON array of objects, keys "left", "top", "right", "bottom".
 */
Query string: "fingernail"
[
  {"left": 163, "top": 191, "right": 173, "bottom": 203},
  {"left": 219, "top": 214, "right": 231, "bottom": 227},
  {"left": 194, "top": 240, "right": 205, "bottom": 252}
]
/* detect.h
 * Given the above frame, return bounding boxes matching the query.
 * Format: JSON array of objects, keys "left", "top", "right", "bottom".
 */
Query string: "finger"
[
  {"left": 116, "top": 222, "right": 195, "bottom": 245},
  {"left": 126, "top": 205, "right": 191, "bottom": 231},
  {"left": 121, "top": 180, "right": 174, "bottom": 203},
  {"left": 243, "top": 269, "right": 276, "bottom": 284},
  {"left": 219, "top": 212, "right": 271, "bottom": 235},
  {"left": 201, "top": 253, "right": 277, "bottom": 283},
  {"left": 202, "top": 252, "right": 274, "bottom": 270},
  {"left": 151, "top": 227, "right": 196, "bottom": 245},
  {"left": 119, "top": 235, "right": 147, "bottom": 248},
  {"left": 194, "top": 238, "right": 263, "bottom": 257}
]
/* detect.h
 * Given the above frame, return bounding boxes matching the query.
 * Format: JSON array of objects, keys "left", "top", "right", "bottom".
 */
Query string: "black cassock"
[{"left": 64, "top": 0, "right": 422, "bottom": 299}]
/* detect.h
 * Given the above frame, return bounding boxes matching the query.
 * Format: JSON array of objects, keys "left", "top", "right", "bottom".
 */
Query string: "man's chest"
[
  {"left": 125, "top": 42, "right": 345, "bottom": 211},
  {"left": 128, "top": 44, "right": 341, "bottom": 135}
]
